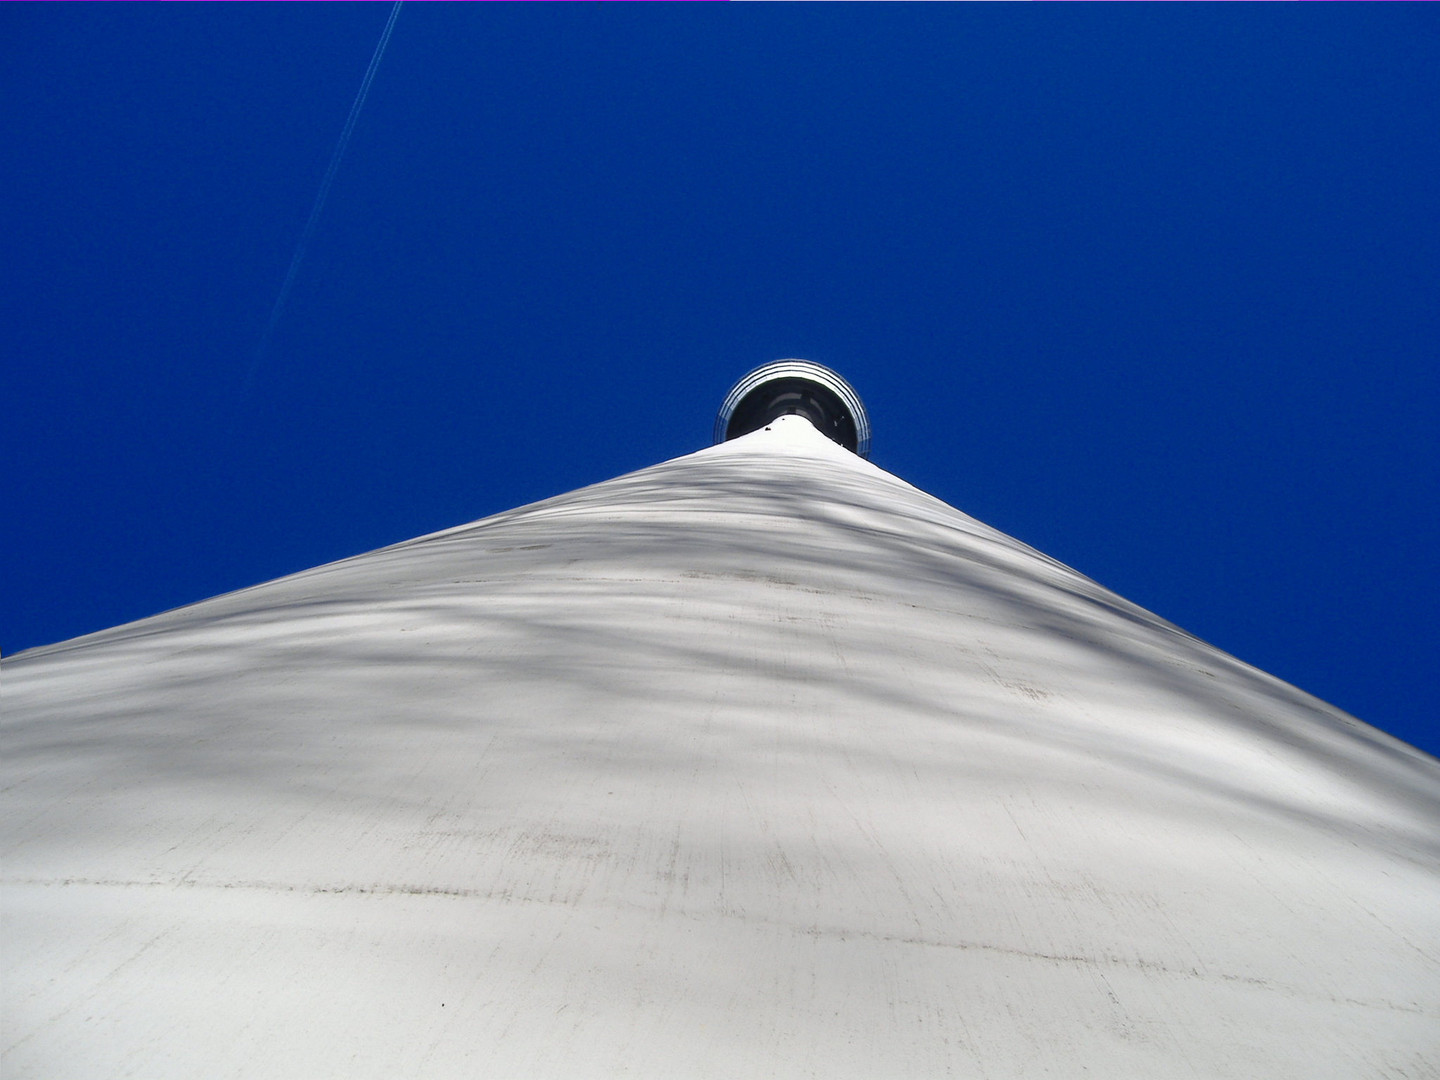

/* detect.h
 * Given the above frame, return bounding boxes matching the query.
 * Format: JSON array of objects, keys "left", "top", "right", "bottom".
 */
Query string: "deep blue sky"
[{"left": 4, "top": 6, "right": 1436, "bottom": 755}]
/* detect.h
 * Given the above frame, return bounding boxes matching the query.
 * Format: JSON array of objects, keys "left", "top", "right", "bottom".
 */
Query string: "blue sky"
[{"left": 4, "top": 5, "right": 1436, "bottom": 756}]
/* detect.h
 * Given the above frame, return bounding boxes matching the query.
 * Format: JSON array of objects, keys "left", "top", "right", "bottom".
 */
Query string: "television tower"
[{"left": 4, "top": 362, "right": 1437, "bottom": 1078}]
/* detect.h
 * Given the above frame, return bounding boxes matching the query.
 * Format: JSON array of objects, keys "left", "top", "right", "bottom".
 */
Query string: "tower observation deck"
[{"left": 714, "top": 359, "right": 871, "bottom": 457}]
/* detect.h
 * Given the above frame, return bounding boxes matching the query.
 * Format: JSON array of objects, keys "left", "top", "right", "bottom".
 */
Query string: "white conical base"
[{"left": 5, "top": 415, "right": 1438, "bottom": 1078}]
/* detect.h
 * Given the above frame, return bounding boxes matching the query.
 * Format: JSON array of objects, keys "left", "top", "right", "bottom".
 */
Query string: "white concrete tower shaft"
[{"left": 4, "top": 395, "right": 1438, "bottom": 1077}]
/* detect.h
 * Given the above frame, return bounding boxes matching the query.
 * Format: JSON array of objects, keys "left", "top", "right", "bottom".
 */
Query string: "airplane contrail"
[{"left": 240, "top": 1, "right": 403, "bottom": 405}]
